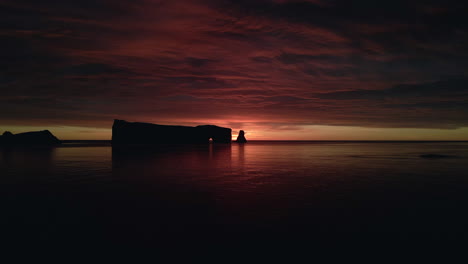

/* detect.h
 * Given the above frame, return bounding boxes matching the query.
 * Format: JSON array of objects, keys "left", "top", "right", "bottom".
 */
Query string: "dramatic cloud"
[{"left": 1, "top": 0, "right": 467, "bottom": 138}]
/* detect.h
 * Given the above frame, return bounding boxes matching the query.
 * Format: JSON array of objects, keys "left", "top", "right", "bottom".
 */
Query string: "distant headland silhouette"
[{"left": 0, "top": 130, "right": 61, "bottom": 146}]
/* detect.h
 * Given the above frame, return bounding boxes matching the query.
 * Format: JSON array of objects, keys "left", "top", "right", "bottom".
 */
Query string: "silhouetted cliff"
[
  {"left": 0, "top": 130, "right": 61, "bottom": 146},
  {"left": 236, "top": 130, "right": 247, "bottom": 143},
  {"left": 112, "top": 119, "right": 232, "bottom": 145}
]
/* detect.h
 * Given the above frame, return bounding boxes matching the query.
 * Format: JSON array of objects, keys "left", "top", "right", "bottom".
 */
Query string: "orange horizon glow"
[{"left": 2, "top": 124, "right": 468, "bottom": 141}]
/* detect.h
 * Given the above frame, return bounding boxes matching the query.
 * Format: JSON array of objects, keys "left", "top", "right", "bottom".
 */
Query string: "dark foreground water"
[{"left": 1, "top": 141, "right": 468, "bottom": 256}]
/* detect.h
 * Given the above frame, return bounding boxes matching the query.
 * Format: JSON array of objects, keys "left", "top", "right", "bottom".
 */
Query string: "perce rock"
[{"left": 112, "top": 119, "right": 232, "bottom": 145}]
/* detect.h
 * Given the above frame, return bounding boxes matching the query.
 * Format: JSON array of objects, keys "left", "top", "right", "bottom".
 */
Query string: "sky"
[{"left": 1, "top": 0, "right": 468, "bottom": 140}]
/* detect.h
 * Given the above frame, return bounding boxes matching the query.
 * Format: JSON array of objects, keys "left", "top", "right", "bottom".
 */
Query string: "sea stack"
[
  {"left": 236, "top": 130, "right": 247, "bottom": 143},
  {"left": 112, "top": 119, "right": 232, "bottom": 145}
]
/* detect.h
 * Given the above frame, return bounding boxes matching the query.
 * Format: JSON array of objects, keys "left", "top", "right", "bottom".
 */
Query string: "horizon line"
[{"left": 61, "top": 139, "right": 468, "bottom": 142}]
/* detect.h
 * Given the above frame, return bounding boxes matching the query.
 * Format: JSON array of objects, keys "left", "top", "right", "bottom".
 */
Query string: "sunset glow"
[
  {"left": 2, "top": 0, "right": 468, "bottom": 254},
  {"left": 1, "top": 0, "right": 468, "bottom": 140}
]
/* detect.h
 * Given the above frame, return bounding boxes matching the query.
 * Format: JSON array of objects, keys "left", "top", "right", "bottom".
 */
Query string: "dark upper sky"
[{"left": 1, "top": 0, "right": 468, "bottom": 139}]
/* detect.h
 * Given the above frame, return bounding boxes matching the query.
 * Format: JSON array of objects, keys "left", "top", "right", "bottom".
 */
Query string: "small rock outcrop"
[
  {"left": 3, "top": 131, "right": 13, "bottom": 137},
  {"left": 236, "top": 130, "right": 247, "bottom": 143},
  {"left": 0, "top": 130, "right": 61, "bottom": 146},
  {"left": 112, "top": 119, "right": 232, "bottom": 145}
]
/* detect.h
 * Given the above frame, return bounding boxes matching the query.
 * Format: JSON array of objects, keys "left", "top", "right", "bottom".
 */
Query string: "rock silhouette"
[
  {"left": 236, "top": 130, "right": 247, "bottom": 143},
  {"left": 112, "top": 119, "right": 232, "bottom": 145},
  {"left": 0, "top": 130, "right": 61, "bottom": 146}
]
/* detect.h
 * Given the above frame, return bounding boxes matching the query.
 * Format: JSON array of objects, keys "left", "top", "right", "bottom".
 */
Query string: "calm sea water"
[{"left": 1, "top": 141, "right": 468, "bottom": 253}]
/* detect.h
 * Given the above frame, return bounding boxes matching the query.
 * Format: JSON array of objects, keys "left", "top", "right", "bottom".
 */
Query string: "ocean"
[{"left": 1, "top": 141, "right": 468, "bottom": 255}]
